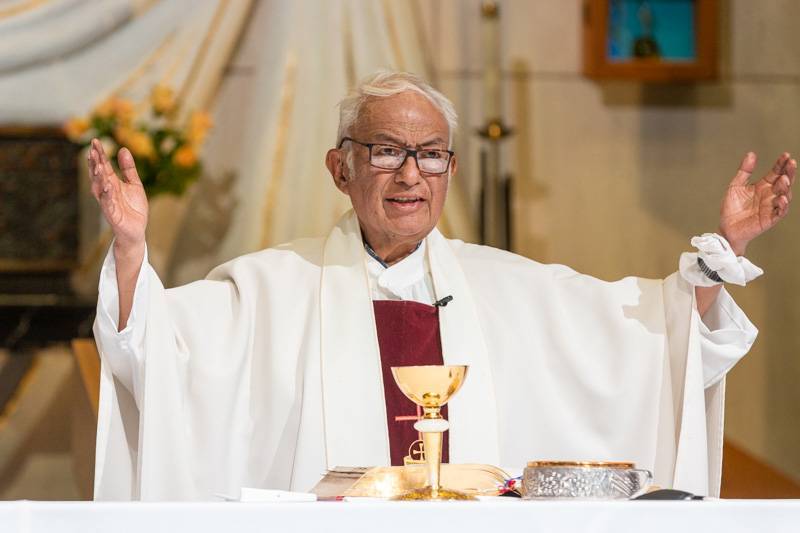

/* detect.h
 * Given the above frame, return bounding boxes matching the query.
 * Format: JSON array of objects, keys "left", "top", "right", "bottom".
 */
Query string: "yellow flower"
[
  {"left": 112, "top": 98, "right": 136, "bottom": 125},
  {"left": 113, "top": 126, "right": 135, "bottom": 146},
  {"left": 64, "top": 117, "right": 90, "bottom": 141},
  {"left": 94, "top": 97, "right": 116, "bottom": 119},
  {"left": 186, "top": 111, "right": 213, "bottom": 145},
  {"left": 173, "top": 145, "right": 197, "bottom": 168},
  {"left": 126, "top": 130, "right": 155, "bottom": 160},
  {"left": 93, "top": 96, "right": 135, "bottom": 124},
  {"left": 150, "top": 85, "right": 176, "bottom": 115}
]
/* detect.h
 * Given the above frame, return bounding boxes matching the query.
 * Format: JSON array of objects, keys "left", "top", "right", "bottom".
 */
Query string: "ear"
[
  {"left": 450, "top": 153, "right": 458, "bottom": 177},
  {"left": 326, "top": 148, "right": 350, "bottom": 193}
]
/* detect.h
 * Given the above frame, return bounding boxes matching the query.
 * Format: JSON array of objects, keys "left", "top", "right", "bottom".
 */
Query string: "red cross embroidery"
[{"left": 394, "top": 404, "right": 424, "bottom": 445}]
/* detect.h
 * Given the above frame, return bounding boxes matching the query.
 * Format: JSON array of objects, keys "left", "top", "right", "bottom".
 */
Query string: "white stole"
[
  {"left": 664, "top": 272, "right": 725, "bottom": 496},
  {"left": 320, "top": 212, "right": 500, "bottom": 468}
]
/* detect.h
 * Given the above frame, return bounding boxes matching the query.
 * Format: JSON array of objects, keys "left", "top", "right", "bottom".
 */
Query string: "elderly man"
[{"left": 88, "top": 71, "right": 794, "bottom": 501}]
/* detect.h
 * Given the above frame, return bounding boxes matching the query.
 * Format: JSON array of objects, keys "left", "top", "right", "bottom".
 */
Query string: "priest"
[{"left": 88, "top": 71, "right": 795, "bottom": 501}]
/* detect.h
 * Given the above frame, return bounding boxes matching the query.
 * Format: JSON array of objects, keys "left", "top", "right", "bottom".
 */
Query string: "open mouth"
[{"left": 386, "top": 196, "right": 425, "bottom": 205}]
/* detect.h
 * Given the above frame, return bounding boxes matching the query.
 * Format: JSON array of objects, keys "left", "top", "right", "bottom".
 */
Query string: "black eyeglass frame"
[{"left": 337, "top": 136, "right": 455, "bottom": 175}]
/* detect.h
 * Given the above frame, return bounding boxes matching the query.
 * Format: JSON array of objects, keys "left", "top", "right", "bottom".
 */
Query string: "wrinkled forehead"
[{"left": 352, "top": 91, "right": 449, "bottom": 145}]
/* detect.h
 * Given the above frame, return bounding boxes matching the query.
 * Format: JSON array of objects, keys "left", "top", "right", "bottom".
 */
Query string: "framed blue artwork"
[{"left": 583, "top": 0, "right": 717, "bottom": 81}]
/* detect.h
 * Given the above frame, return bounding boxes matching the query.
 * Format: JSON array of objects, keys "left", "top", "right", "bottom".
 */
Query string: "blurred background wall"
[
  {"left": 426, "top": 0, "right": 800, "bottom": 481},
  {"left": 435, "top": 0, "right": 800, "bottom": 484},
  {"left": 1, "top": 0, "right": 798, "bottom": 498}
]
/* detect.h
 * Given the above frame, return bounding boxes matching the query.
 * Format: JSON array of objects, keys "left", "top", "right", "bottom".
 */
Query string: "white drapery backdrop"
[
  {"left": 0, "top": 0, "right": 252, "bottom": 124},
  {"left": 168, "top": 0, "right": 477, "bottom": 286}
]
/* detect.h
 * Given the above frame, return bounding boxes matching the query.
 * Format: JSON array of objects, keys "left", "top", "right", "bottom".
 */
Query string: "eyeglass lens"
[{"left": 371, "top": 144, "right": 450, "bottom": 174}]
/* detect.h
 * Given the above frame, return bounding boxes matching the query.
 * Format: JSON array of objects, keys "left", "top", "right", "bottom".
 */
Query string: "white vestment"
[{"left": 93, "top": 211, "right": 756, "bottom": 500}]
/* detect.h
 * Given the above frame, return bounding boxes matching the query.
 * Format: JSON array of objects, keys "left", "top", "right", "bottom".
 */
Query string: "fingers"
[
  {"left": 87, "top": 141, "right": 107, "bottom": 197},
  {"left": 117, "top": 147, "right": 143, "bottom": 186},
  {"left": 772, "top": 193, "right": 789, "bottom": 209},
  {"left": 87, "top": 138, "right": 120, "bottom": 206},
  {"left": 770, "top": 157, "right": 796, "bottom": 212},
  {"left": 771, "top": 194, "right": 790, "bottom": 222},
  {"left": 95, "top": 138, "right": 116, "bottom": 182},
  {"left": 773, "top": 174, "right": 791, "bottom": 195},
  {"left": 90, "top": 138, "right": 107, "bottom": 171},
  {"left": 729, "top": 151, "right": 757, "bottom": 187},
  {"left": 87, "top": 142, "right": 105, "bottom": 198},
  {"left": 87, "top": 140, "right": 104, "bottom": 184},
  {"left": 764, "top": 152, "right": 792, "bottom": 185},
  {"left": 768, "top": 178, "right": 792, "bottom": 225}
]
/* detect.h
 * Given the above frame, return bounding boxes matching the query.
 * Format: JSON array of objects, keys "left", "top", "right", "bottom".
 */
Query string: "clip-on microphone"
[{"left": 433, "top": 295, "right": 453, "bottom": 307}]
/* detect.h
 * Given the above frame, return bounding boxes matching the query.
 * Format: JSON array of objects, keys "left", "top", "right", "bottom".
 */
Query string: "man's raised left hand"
[{"left": 719, "top": 151, "right": 795, "bottom": 256}]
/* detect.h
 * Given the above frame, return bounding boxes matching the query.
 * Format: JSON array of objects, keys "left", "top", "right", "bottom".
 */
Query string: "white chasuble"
[{"left": 93, "top": 210, "right": 745, "bottom": 500}]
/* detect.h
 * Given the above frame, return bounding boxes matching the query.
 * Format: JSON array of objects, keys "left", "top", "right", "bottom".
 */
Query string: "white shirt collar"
[{"left": 365, "top": 240, "right": 432, "bottom": 302}]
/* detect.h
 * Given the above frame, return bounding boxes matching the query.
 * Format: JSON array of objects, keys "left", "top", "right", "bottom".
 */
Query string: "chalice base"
[{"left": 392, "top": 486, "right": 477, "bottom": 501}]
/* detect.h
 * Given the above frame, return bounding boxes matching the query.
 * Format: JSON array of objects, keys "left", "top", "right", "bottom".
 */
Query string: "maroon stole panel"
[{"left": 373, "top": 300, "right": 449, "bottom": 466}]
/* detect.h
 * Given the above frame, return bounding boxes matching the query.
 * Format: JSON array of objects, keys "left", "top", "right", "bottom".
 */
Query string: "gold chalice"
[{"left": 390, "top": 364, "right": 476, "bottom": 501}]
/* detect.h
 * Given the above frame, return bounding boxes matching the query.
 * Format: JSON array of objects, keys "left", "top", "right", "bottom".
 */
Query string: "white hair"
[{"left": 336, "top": 70, "right": 458, "bottom": 149}]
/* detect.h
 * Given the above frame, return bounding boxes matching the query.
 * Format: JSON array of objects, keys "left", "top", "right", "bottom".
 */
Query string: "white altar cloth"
[{"left": 1, "top": 500, "right": 799, "bottom": 533}]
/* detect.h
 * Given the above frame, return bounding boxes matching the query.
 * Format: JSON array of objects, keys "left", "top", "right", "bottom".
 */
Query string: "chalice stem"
[{"left": 422, "top": 430, "right": 443, "bottom": 497}]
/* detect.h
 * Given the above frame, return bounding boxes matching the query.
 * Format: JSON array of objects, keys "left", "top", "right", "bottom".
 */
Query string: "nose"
[{"left": 395, "top": 153, "right": 421, "bottom": 186}]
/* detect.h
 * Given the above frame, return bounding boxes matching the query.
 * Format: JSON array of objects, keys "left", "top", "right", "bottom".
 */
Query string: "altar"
[{"left": 2, "top": 500, "right": 799, "bottom": 533}]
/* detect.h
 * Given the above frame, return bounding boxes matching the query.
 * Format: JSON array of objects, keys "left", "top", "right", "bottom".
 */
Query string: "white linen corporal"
[{"left": 93, "top": 211, "right": 757, "bottom": 501}]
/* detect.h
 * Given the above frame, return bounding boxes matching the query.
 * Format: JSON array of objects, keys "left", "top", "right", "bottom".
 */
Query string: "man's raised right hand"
[
  {"left": 88, "top": 138, "right": 149, "bottom": 330},
  {"left": 88, "top": 138, "right": 149, "bottom": 257}
]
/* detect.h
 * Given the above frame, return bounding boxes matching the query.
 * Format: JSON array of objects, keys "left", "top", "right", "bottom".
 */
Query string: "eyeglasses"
[{"left": 338, "top": 137, "right": 454, "bottom": 175}]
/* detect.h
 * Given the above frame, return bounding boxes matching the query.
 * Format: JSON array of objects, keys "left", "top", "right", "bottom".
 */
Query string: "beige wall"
[{"left": 424, "top": 0, "right": 800, "bottom": 479}]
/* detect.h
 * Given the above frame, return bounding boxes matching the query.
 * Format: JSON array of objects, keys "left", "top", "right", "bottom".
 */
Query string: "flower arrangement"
[{"left": 64, "top": 85, "right": 213, "bottom": 198}]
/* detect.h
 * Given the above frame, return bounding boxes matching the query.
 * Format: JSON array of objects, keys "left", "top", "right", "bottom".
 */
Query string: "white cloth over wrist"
[{"left": 679, "top": 233, "right": 763, "bottom": 287}]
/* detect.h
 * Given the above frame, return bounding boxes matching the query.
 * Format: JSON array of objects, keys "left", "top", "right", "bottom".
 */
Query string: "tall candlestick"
[
  {"left": 477, "top": 1, "right": 513, "bottom": 251},
  {"left": 481, "top": 1, "right": 501, "bottom": 121}
]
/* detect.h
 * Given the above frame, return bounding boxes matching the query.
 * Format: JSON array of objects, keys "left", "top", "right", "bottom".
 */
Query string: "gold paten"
[
  {"left": 342, "top": 464, "right": 511, "bottom": 499},
  {"left": 526, "top": 461, "right": 635, "bottom": 469},
  {"left": 390, "top": 365, "right": 475, "bottom": 501}
]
